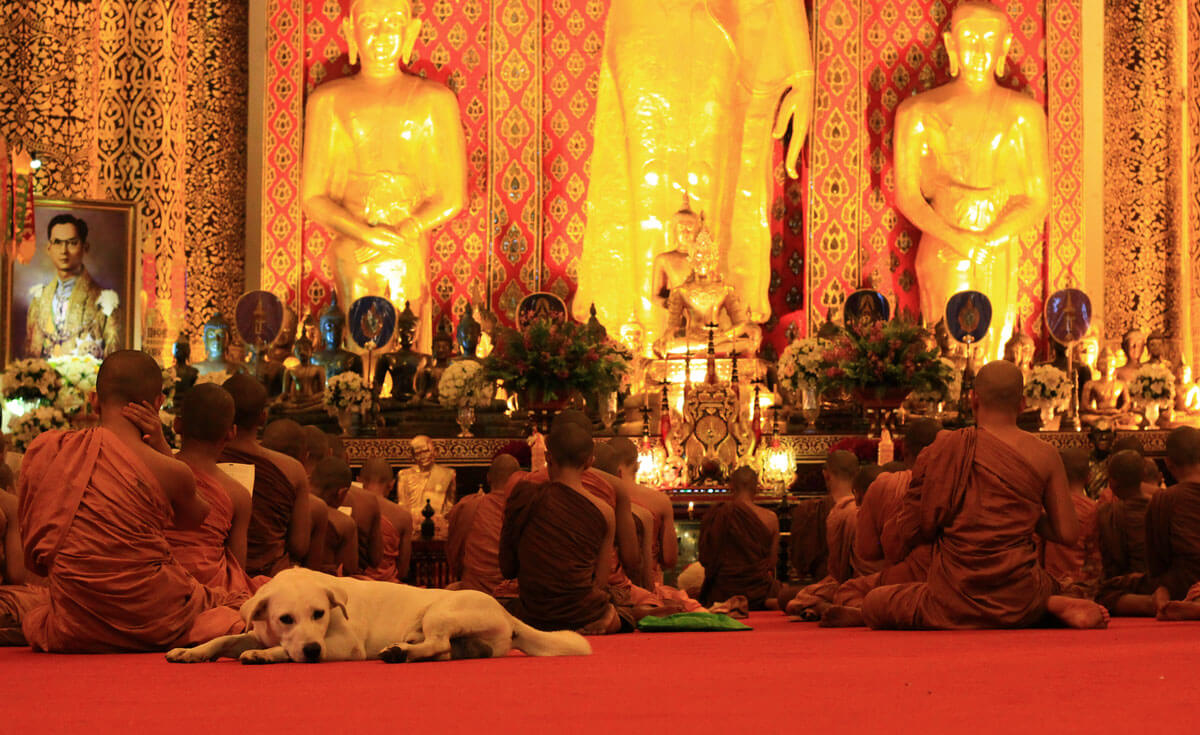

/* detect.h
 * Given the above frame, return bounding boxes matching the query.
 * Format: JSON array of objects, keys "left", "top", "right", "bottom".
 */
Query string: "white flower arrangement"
[
  {"left": 160, "top": 409, "right": 180, "bottom": 450},
  {"left": 776, "top": 338, "right": 827, "bottom": 395},
  {"left": 53, "top": 385, "right": 88, "bottom": 416},
  {"left": 1128, "top": 363, "right": 1176, "bottom": 407},
  {"left": 1024, "top": 365, "right": 1072, "bottom": 410},
  {"left": 1, "top": 358, "right": 63, "bottom": 404},
  {"left": 8, "top": 406, "right": 70, "bottom": 452},
  {"left": 48, "top": 354, "right": 100, "bottom": 394},
  {"left": 161, "top": 365, "right": 178, "bottom": 409},
  {"left": 324, "top": 372, "right": 372, "bottom": 415},
  {"left": 195, "top": 370, "right": 231, "bottom": 387},
  {"left": 437, "top": 360, "right": 495, "bottom": 409},
  {"left": 97, "top": 290, "right": 120, "bottom": 317}
]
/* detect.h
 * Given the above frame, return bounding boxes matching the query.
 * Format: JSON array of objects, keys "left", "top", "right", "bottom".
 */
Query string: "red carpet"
[{"left": 2, "top": 615, "right": 1198, "bottom": 734}]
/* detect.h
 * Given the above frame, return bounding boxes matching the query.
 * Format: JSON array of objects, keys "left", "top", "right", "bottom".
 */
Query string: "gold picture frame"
[{"left": 3, "top": 198, "right": 138, "bottom": 364}]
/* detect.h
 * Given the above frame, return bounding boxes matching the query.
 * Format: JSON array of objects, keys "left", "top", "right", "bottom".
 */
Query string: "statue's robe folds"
[
  {"left": 19, "top": 429, "right": 242, "bottom": 652},
  {"left": 698, "top": 501, "right": 778, "bottom": 608},
  {"left": 1040, "top": 493, "right": 1102, "bottom": 599},
  {"left": 218, "top": 447, "right": 301, "bottom": 577},
  {"left": 576, "top": 0, "right": 810, "bottom": 340},
  {"left": 862, "top": 428, "right": 1056, "bottom": 629},
  {"left": 500, "top": 481, "right": 613, "bottom": 632},
  {"left": 357, "top": 516, "right": 401, "bottom": 583},
  {"left": 166, "top": 471, "right": 263, "bottom": 604}
]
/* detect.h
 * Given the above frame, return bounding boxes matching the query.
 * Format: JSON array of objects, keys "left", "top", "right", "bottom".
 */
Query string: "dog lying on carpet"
[{"left": 166, "top": 568, "right": 591, "bottom": 664}]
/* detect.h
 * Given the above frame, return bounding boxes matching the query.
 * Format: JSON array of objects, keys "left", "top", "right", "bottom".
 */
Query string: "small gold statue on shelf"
[
  {"left": 1144, "top": 329, "right": 1172, "bottom": 371},
  {"left": 1080, "top": 347, "right": 1136, "bottom": 429},
  {"left": 1002, "top": 332, "right": 1035, "bottom": 380},
  {"left": 1175, "top": 363, "right": 1200, "bottom": 415},
  {"left": 311, "top": 295, "right": 364, "bottom": 381},
  {"left": 171, "top": 332, "right": 199, "bottom": 396},
  {"left": 281, "top": 336, "right": 325, "bottom": 409},
  {"left": 373, "top": 302, "right": 427, "bottom": 402},
  {"left": 650, "top": 194, "right": 701, "bottom": 310},
  {"left": 194, "top": 313, "right": 247, "bottom": 377},
  {"left": 1115, "top": 328, "right": 1147, "bottom": 383}
]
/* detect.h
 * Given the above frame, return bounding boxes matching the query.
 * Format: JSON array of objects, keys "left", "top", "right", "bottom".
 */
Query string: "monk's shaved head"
[
  {"left": 550, "top": 409, "right": 592, "bottom": 436},
  {"left": 547, "top": 421, "right": 593, "bottom": 470},
  {"left": 179, "top": 383, "right": 235, "bottom": 442},
  {"left": 902, "top": 418, "right": 942, "bottom": 461},
  {"left": 96, "top": 350, "right": 164, "bottom": 406},
  {"left": 223, "top": 373, "right": 268, "bottom": 429},
  {"left": 824, "top": 450, "right": 859, "bottom": 481},
  {"left": 1112, "top": 436, "right": 1145, "bottom": 456},
  {"left": 853, "top": 464, "right": 883, "bottom": 504},
  {"left": 262, "top": 419, "right": 307, "bottom": 462},
  {"left": 328, "top": 433, "right": 347, "bottom": 460},
  {"left": 974, "top": 360, "right": 1024, "bottom": 412},
  {"left": 591, "top": 441, "right": 619, "bottom": 474},
  {"left": 487, "top": 453, "right": 520, "bottom": 491},
  {"left": 360, "top": 457, "right": 394, "bottom": 485},
  {"left": 0, "top": 462, "right": 13, "bottom": 492},
  {"left": 303, "top": 426, "right": 330, "bottom": 461},
  {"left": 729, "top": 466, "right": 758, "bottom": 494},
  {"left": 607, "top": 437, "right": 640, "bottom": 472},
  {"left": 1107, "top": 450, "right": 1144, "bottom": 500},
  {"left": 311, "top": 456, "right": 353, "bottom": 501},
  {"left": 1143, "top": 458, "right": 1162, "bottom": 486},
  {"left": 1060, "top": 447, "right": 1091, "bottom": 487},
  {"left": 1166, "top": 426, "right": 1200, "bottom": 469}
]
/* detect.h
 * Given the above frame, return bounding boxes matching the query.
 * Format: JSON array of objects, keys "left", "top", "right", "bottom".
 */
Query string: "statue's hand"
[
  {"left": 772, "top": 87, "right": 810, "bottom": 179},
  {"left": 358, "top": 224, "right": 408, "bottom": 255}
]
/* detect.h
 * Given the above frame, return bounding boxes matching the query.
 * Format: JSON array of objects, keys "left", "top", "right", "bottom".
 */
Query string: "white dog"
[{"left": 166, "top": 568, "right": 591, "bottom": 664}]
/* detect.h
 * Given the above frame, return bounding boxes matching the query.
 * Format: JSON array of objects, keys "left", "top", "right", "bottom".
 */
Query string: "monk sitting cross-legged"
[
  {"left": 1096, "top": 450, "right": 1151, "bottom": 584},
  {"left": 447, "top": 453, "right": 520, "bottom": 594},
  {"left": 0, "top": 466, "right": 48, "bottom": 645},
  {"left": 849, "top": 361, "right": 1109, "bottom": 630},
  {"left": 219, "top": 376, "right": 311, "bottom": 576},
  {"left": 260, "top": 419, "right": 332, "bottom": 572},
  {"left": 1039, "top": 448, "right": 1102, "bottom": 600},
  {"left": 308, "top": 457, "right": 363, "bottom": 577},
  {"left": 19, "top": 350, "right": 244, "bottom": 652},
  {"left": 500, "top": 423, "right": 628, "bottom": 634},
  {"left": 698, "top": 466, "right": 781, "bottom": 611},
  {"left": 166, "top": 383, "right": 263, "bottom": 604},
  {"left": 356, "top": 458, "right": 412, "bottom": 583},
  {"left": 1100, "top": 428, "right": 1200, "bottom": 619}
]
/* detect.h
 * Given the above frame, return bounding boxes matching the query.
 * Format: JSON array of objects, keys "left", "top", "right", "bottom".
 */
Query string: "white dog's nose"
[{"left": 301, "top": 643, "right": 322, "bottom": 662}]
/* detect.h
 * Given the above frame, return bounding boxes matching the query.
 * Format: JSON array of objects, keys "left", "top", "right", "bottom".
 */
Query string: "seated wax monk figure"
[
  {"left": 1039, "top": 448, "right": 1102, "bottom": 600},
  {"left": 261, "top": 419, "right": 333, "bottom": 572},
  {"left": 0, "top": 467, "right": 49, "bottom": 646},
  {"left": 166, "top": 384, "right": 262, "bottom": 603},
  {"left": 782, "top": 451, "right": 862, "bottom": 619},
  {"left": 219, "top": 376, "right": 312, "bottom": 576},
  {"left": 19, "top": 351, "right": 244, "bottom": 652},
  {"left": 309, "top": 457, "right": 362, "bottom": 577},
  {"left": 830, "top": 362, "right": 1108, "bottom": 629},
  {"left": 500, "top": 423, "right": 630, "bottom": 635},
  {"left": 1096, "top": 450, "right": 1151, "bottom": 589},
  {"left": 1097, "top": 427, "right": 1200, "bottom": 617},
  {"left": 698, "top": 466, "right": 781, "bottom": 610},
  {"left": 447, "top": 453, "right": 521, "bottom": 593},
  {"left": 356, "top": 458, "right": 412, "bottom": 583}
]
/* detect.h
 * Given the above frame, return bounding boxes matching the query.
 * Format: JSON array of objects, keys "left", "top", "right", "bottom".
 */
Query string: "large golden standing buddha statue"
[
  {"left": 894, "top": 1, "right": 1050, "bottom": 358},
  {"left": 575, "top": 0, "right": 814, "bottom": 343},
  {"left": 301, "top": 0, "right": 466, "bottom": 353}
]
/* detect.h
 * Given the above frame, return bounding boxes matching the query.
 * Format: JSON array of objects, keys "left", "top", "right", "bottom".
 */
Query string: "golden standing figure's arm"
[
  {"left": 403, "top": 88, "right": 468, "bottom": 236},
  {"left": 770, "top": 0, "right": 815, "bottom": 179},
  {"left": 981, "top": 108, "right": 1051, "bottom": 248}
]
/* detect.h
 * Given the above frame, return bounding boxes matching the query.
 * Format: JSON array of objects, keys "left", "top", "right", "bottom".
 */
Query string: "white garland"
[
  {"left": 195, "top": 370, "right": 231, "bottom": 387},
  {"left": 8, "top": 406, "right": 70, "bottom": 452},
  {"left": 1024, "top": 364, "right": 1071, "bottom": 410},
  {"left": 437, "top": 360, "right": 494, "bottom": 409},
  {"left": 1, "top": 358, "right": 63, "bottom": 403},
  {"left": 324, "top": 372, "right": 372, "bottom": 414},
  {"left": 1128, "top": 363, "right": 1176, "bottom": 407},
  {"left": 776, "top": 338, "right": 826, "bottom": 395}
]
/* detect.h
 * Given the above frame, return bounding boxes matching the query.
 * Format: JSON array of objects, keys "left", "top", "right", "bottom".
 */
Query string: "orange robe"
[
  {"left": 0, "top": 584, "right": 48, "bottom": 646},
  {"left": 453, "top": 472, "right": 534, "bottom": 597},
  {"left": 631, "top": 495, "right": 666, "bottom": 587},
  {"left": 698, "top": 501, "right": 778, "bottom": 608},
  {"left": 500, "top": 480, "right": 612, "bottom": 631},
  {"left": 797, "top": 495, "right": 861, "bottom": 604},
  {"left": 218, "top": 446, "right": 300, "bottom": 577},
  {"left": 1143, "top": 481, "right": 1200, "bottom": 599},
  {"left": 1040, "top": 493, "right": 1102, "bottom": 599},
  {"left": 166, "top": 471, "right": 263, "bottom": 604},
  {"left": 862, "top": 428, "right": 1055, "bottom": 629},
  {"left": 357, "top": 516, "right": 401, "bottom": 583},
  {"left": 1097, "top": 494, "right": 1150, "bottom": 578},
  {"left": 19, "top": 428, "right": 242, "bottom": 652}
]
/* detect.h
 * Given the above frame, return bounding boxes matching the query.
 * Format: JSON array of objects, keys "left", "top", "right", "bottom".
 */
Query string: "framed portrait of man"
[{"left": 3, "top": 198, "right": 137, "bottom": 363}]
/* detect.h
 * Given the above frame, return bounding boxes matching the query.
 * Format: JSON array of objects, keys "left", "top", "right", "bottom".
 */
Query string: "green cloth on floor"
[{"left": 636, "top": 612, "right": 752, "bottom": 632}]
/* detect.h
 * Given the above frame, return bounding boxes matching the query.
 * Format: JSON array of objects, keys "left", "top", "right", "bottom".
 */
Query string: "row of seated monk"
[{"left": 6, "top": 354, "right": 1200, "bottom": 652}]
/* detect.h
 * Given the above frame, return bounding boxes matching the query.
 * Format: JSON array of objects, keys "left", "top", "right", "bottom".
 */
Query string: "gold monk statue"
[
  {"left": 653, "top": 220, "right": 761, "bottom": 357},
  {"left": 301, "top": 0, "right": 466, "bottom": 353},
  {"left": 575, "top": 0, "right": 814, "bottom": 343},
  {"left": 894, "top": 1, "right": 1050, "bottom": 358},
  {"left": 1080, "top": 347, "right": 1135, "bottom": 429}
]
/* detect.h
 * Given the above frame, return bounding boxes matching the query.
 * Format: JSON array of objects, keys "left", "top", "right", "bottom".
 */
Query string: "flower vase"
[
  {"left": 800, "top": 386, "right": 820, "bottom": 433},
  {"left": 336, "top": 408, "right": 358, "bottom": 436},
  {"left": 1143, "top": 402, "right": 1160, "bottom": 430},
  {"left": 1038, "top": 404, "right": 1058, "bottom": 432},
  {"left": 456, "top": 405, "right": 476, "bottom": 438}
]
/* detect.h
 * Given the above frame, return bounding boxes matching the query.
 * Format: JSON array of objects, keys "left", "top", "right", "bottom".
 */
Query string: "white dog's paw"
[
  {"left": 378, "top": 644, "right": 410, "bottom": 663},
  {"left": 166, "top": 647, "right": 213, "bottom": 663},
  {"left": 239, "top": 649, "right": 280, "bottom": 665}
]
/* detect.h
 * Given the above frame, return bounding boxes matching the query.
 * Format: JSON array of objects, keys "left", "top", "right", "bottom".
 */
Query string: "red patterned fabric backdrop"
[{"left": 261, "top": 0, "right": 1081, "bottom": 352}]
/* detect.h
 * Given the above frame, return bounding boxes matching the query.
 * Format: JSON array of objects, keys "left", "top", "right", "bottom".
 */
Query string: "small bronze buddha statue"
[
  {"left": 1080, "top": 347, "right": 1135, "bottom": 428},
  {"left": 311, "top": 295, "right": 363, "bottom": 381},
  {"left": 172, "top": 332, "right": 199, "bottom": 396},
  {"left": 374, "top": 301, "right": 428, "bottom": 402},
  {"left": 282, "top": 336, "right": 325, "bottom": 409},
  {"left": 455, "top": 304, "right": 482, "bottom": 360},
  {"left": 194, "top": 313, "right": 247, "bottom": 377},
  {"left": 421, "top": 320, "right": 455, "bottom": 402}
]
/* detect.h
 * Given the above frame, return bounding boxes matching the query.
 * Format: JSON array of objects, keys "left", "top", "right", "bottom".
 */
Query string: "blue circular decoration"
[
  {"left": 517, "top": 292, "right": 568, "bottom": 329},
  {"left": 348, "top": 296, "right": 398, "bottom": 349},
  {"left": 234, "top": 290, "right": 284, "bottom": 346},
  {"left": 945, "top": 291, "right": 992, "bottom": 344},
  {"left": 843, "top": 289, "right": 890, "bottom": 328},
  {"left": 1044, "top": 289, "right": 1092, "bottom": 345}
]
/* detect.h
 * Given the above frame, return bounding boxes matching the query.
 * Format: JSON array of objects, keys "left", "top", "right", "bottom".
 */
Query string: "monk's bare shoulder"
[
  {"left": 1016, "top": 429, "right": 1062, "bottom": 481},
  {"left": 329, "top": 507, "right": 356, "bottom": 537},
  {"left": 215, "top": 469, "right": 251, "bottom": 514},
  {"left": 256, "top": 445, "right": 308, "bottom": 491},
  {"left": 575, "top": 486, "right": 615, "bottom": 528},
  {"left": 752, "top": 503, "right": 780, "bottom": 533}
]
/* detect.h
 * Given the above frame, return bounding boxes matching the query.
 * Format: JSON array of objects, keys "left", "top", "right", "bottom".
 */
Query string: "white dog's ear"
[
  {"left": 324, "top": 585, "right": 349, "bottom": 620},
  {"left": 240, "top": 589, "right": 271, "bottom": 625}
]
